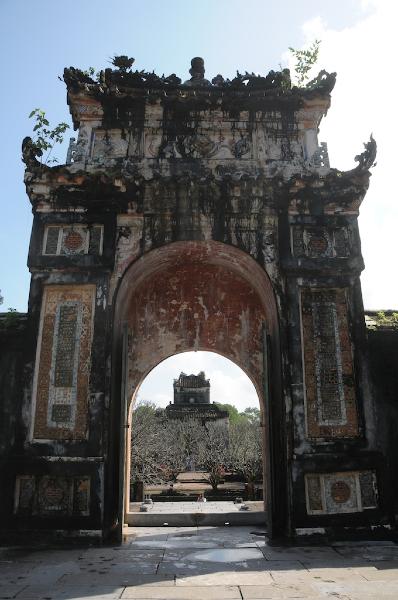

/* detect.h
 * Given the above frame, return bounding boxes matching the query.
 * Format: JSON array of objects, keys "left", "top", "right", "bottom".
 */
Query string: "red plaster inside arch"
[{"left": 114, "top": 241, "right": 279, "bottom": 404}]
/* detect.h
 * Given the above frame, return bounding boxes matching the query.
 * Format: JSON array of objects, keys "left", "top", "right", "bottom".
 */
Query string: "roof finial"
[
  {"left": 184, "top": 57, "right": 211, "bottom": 87},
  {"left": 190, "top": 57, "right": 205, "bottom": 80}
]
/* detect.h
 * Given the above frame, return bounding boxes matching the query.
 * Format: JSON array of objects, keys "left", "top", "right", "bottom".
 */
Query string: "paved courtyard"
[
  {"left": 1, "top": 526, "right": 398, "bottom": 599},
  {"left": 130, "top": 501, "right": 263, "bottom": 513}
]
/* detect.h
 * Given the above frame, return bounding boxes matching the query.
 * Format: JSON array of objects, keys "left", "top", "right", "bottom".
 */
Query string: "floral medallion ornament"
[
  {"left": 38, "top": 476, "right": 71, "bottom": 514},
  {"left": 307, "top": 232, "right": 329, "bottom": 257},
  {"left": 64, "top": 230, "right": 84, "bottom": 252},
  {"left": 331, "top": 480, "right": 351, "bottom": 503}
]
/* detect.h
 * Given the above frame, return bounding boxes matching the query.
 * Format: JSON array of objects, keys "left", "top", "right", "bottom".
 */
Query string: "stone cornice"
[
  {"left": 64, "top": 66, "right": 335, "bottom": 130},
  {"left": 23, "top": 159, "right": 372, "bottom": 216}
]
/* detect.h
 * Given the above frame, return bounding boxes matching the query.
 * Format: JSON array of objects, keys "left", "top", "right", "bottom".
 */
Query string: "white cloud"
[{"left": 289, "top": 1, "right": 398, "bottom": 308}]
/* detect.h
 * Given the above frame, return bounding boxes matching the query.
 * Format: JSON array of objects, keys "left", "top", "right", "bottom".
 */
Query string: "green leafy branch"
[
  {"left": 289, "top": 39, "right": 321, "bottom": 86},
  {"left": 28, "top": 108, "right": 70, "bottom": 164},
  {"left": 375, "top": 311, "right": 398, "bottom": 328}
]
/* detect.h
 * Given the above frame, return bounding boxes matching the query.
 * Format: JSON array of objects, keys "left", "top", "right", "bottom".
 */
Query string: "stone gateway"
[{"left": 0, "top": 56, "right": 396, "bottom": 542}]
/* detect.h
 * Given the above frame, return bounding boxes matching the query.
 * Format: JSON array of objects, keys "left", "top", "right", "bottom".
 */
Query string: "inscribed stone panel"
[
  {"left": 36, "top": 476, "right": 72, "bottom": 515},
  {"left": 324, "top": 473, "right": 359, "bottom": 513},
  {"left": 32, "top": 285, "right": 95, "bottom": 440},
  {"left": 44, "top": 226, "right": 61, "bottom": 254},
  {"left": 306, "top": 475, "right": 323, "bottom": 513},
  {"left": 88, "top": 225, "right": 103, "bottom": 255},
  {"left": 73, "top": 477, "right": 90, "bottom": 515},
  {"left": 301, "top": 288, "right": 358, "bottom": 438},
  {"left": 359, "top": 471, "right": 378, "bottom": 509},
  {"left": 14, "top": 475, "right": 92, "bottom": 517},
  {"left": 14, "top": 476, "right": 35, "bottom": 515},
  {"left": 305, "top": 471, "right": 377, "bottom": 515}
]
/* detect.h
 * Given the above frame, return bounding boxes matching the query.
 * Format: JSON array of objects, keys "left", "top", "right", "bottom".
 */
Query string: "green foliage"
[
  {"left": 28, "top": 108, "right": 70, "bottom": 164},
  {"left": 83, "top": 66, "right": 96, "bottom": 77},
  {"left": 81, "top": 67, "right": 101, "bottom": 81},
  {"left": 0, "top": 290, "right": 3, "bottom": 305},
  {"left": 241, "top": 407, "right": 261, "bottom": 425},
  {"left": 1, "top": 308, "right": 20, "bottom": 329},
  {"left": 289, "top": 39, "right": 321, "bottom": 86},
  {"left": 214, "top": 402, "right": 241, "bottom": 423},
  {"left": 215, "top": 403, "right": 261, "bottom": 425},
  {"left": 375, "top": 311, "right": 398, "bottom": 328}
]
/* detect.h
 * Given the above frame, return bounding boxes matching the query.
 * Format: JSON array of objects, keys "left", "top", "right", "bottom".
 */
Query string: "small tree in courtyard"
[
  {"left": 229, "top": 419, "right": 263, "bottom": 494},
  {"left": 198, "top": 421, "right": 229, "bottom": 493}
]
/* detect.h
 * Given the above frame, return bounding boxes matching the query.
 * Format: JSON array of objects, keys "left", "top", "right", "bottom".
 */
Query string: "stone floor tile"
[
  {"left": 363, "top": 546, "right": 398, "bottom": 561},
  {"left": 165, "top": 536, "right": 223, "bottom": 549},
  {"left": 79, "top": 549, "right": 164, "bottom": 564},
  {"left": 307, "top": 570, "right": 367, "bottom": 583},
  {"left": 261, "top": 545, "right": 340, "bottom": 562},
  {"left": 176, "top": 570, "right": 273, "bottom": 586},
  {"left": 0, "top": 586, "right": 28, "bottom": 600},
  {"left": 312, "top": 579, "right": 398, "bottom": 598},
  {"left": 158, "top": 561, "right": 267, "bottom": 575},
  {"left": 332, "top": 540, "right": 396, "bottom": 547},
  {"left": 265, "top": 560, "right": 307, "bottom": 571},
  {"left": 59, "top": 564, "right": 159, "bottom": 585},
  {"left": 359, "top": 563, "right": 398, "bottom": 580},
  {"left": 124, "top": 539, "right": 169, "bottom": 550},
  {"left": 163, "top": 547, "right": 264, "bottom": 563},
  {"left": 16, "top": 586, "right": 125, "bottom": 600},
  {"left": 300, "top": 558, "right": 371, "bottom": 571},
  {"left": 121, "top": 585, "right": 241, "bottom": 598},
  {"left": 269, "top": 571, "right": 314, "bottom": 584},
  {"left": 240, "top": 583, "right": 320, "bottom": 598},
  {"left": 109, "top": 575, "right": 175, "bottom": 587},
  {"left": 336, "top": 545, "right": 398, "bottom": 562},
  {"left": 9, "top": 549, "right": 83, "bottom": 564},
  {"left": 334, "top": 546, "right": 376, "bottom": 561}
]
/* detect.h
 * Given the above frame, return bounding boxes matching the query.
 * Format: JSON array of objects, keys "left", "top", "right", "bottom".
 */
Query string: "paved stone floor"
[
  {"left": 130, "top": 501, "right": 263, "bottom": 513},
  {"left": 1, "top": 526, "right": 398, "bottom": 599}
]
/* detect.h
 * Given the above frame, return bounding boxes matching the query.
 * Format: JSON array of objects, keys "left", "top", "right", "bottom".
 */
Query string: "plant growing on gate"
[
  {"left": 28, "top": 108, "right": 70, "bottom": 164},
  {"left": 289, "top": 39, "right": 321, "bottom": 86}
]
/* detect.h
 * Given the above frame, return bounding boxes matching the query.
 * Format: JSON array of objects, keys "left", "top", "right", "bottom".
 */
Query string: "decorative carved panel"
[
  {"left": 14, "top": 475, "right": 91, "bottom": 517},
  {"left": 32, "top": 285, "right": 95, "bottom": 440},
  {"left": 43, "top": 225, "right": 103, "bottom": 256},
  {"left": 301, "top": 288, "right": 358, "bottom": 438},
  {"left": 292, "top": 226, "right": 350, "bottom": 258},
  {"left": 305, "top": 471, "right": 378, "bottom": 515}
]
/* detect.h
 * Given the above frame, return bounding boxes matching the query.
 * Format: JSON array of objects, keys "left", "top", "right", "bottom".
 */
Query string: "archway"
[
  {"left": 108, "top": 241, "right": 285, "bottom": 539},
  {"left": 127, "top": 351, "right": 266, "bottom": 525}
]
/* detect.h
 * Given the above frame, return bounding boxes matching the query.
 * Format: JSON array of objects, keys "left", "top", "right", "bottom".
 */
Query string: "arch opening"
[
  {"left": 109, "top": 241, "right": 285, "bottom": 535},
  {"left": 126, "top": 351, "right": 266, "bottom": 523}
]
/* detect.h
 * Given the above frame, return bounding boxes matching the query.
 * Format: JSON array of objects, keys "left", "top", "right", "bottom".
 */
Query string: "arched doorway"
[
  {"left": 108, "top": 241, "right": 286, "bottom": 540},
  {"left": 126, "top": 351, "right": 266, "bottom": 525}
]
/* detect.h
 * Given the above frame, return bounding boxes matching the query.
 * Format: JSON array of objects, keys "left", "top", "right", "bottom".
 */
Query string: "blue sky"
[
  {"left": 1, "top": 1, "right": 396, "bottom": 409},
  {"left": 0, "top": 0, "right": 374, "bottom": 311}
]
